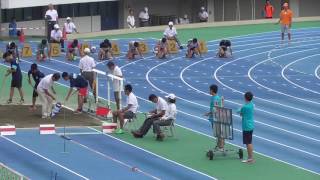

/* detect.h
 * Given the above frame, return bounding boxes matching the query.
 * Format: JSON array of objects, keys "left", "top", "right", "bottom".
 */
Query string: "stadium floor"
[{"left": 0, "top": 21, "right": 320, "bottom": 180}]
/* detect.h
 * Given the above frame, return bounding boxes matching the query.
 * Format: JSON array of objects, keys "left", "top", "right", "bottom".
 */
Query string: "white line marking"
[
  {"left": 88, "top": 127, "right": 217, "bottom": 180},
  {"left": 315, "top": 65, "right": 320, "bottom": 80},
  {"left": 0, "top": 135, "right": 90, "bottom": 180},
  {"left": 281, "top": 54, "right": 320, "bottom": 95}
]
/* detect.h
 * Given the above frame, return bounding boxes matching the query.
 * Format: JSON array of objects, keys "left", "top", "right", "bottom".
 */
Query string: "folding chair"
[
  {"left": 160, "top": 118, "right": 176, "bottom": 138},
  {"left": 123, "top": 113, "right": 138, "bottom": 131}
]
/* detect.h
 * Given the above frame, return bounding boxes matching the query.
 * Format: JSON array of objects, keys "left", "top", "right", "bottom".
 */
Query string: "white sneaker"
[{"left": 241, "top": 159, "right": 255, "bottom": 163}]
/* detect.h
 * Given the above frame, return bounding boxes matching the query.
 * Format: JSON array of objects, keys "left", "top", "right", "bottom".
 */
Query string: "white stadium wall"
[{"left": 0, "top": 0, "right": 118, "bottom": 9}]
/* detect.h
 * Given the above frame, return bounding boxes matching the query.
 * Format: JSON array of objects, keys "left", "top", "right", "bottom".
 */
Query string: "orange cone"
[{"left": 18, "top": 28, "right": 25, "bottom": 43}]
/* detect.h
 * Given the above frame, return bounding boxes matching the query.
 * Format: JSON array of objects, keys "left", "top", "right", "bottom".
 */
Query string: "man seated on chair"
[
  {"left": 153, "top": 93, "right": 177, "bottom": 141},
  {"left": 163, "top": 21, "right": 183, "bottom": 49},
  {"left": 50, "top": 24, "right": 65, "bottom": 52},
  {"left": 131, "top": 94, "right": 168, "bottom": 140},
  {"left": 112, "top": 84, "right": 138, "bottom": 134}
]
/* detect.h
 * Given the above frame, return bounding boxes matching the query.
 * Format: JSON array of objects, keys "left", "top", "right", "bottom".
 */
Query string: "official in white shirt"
[
  {"left": 163, "top": 21, "right": 183, "bottom": 49},
  {"left": 37, "top": 73, "right": 60, "bottom": 118},
  {"left": 131, "top": 94, "right": 168, "bottom": 141},
  {"left": 50, "top": 24, "right": 65, "bottom": 52},
  {"left": 112, "top": 84, "right": 139, "bottom": 134},
  {"left": 139, "top": 7, "right": 149, "bottom": 27},
  {"left": 199, "top": 7, "right": 209, "bottom": 22},
  {"left": 64, "top": 17, "right": 78, "bottom": 34},
  {"left": 107, "top": 61, "right": 123, "bottom": 110},
  {"left": 127, "top": 9, "right": 136, "bottom": 29},
  {"left": 45, "top": 4, "right": 59, "bottom": 40},
  {"left": 153, "top": 94, "right": 177, "bottom": 141},
  {"left": 79, "top": 48, "right": 96, "bottom": 97}
]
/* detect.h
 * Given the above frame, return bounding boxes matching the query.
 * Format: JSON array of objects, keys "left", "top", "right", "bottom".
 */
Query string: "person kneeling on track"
[
  {"left": 154, "top": 38, "right": 169, "bottom": 59},
  {"left": 62, "top": 72, "right": 88, "bottom": 114},
  {"left": 98, "top": 39, "right": 113, "bottom": 60},
  {"left": 6, "top": 42, "right": 19, "bottom": 62},
  {"left": 186, "top": 38, "right": 202, "bottom": 58},
  {"left": 217, "top": 40, "right": 232, "bottom": 58},
  {"left": 66, "top": 39, "right": 81, "bottom": 61},
  {"left": 127, "top": 41, "right": 143, "bottom": 59},
  {"left": 37, "top": 39, "right": 49, "bottom": 61}
]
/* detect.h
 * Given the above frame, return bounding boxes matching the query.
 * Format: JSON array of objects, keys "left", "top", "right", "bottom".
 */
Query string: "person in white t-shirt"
[
  {"left": 127, "top": 9, "right": 136, "bottom": 29},
  {"left": 79, "top": 48, "right": 96, "bottom": 100},
  {"left": 50, "top": 24, "right": 65, "bottom": 52},
  {"left": 37, "top": 73, "right": 60, "bottom": 118},
  {"left": 153, "top": 93, "right": 177, "bottom": 141},
  {"left": 179, "top": 14, "right": 190, "bottom": 24},
  {"left": 64, "top": 17, "right": 78, "bottom": 34},
  {"left": 132, "top": 94, "right": 168, "bottom": 141},
  {"left": 112, "top": 84, "right": 138, "bottom": 134},
  {"left": 164, "top": 21, "right": 183, "bottom": 49},
  {"left": 139, "top": 7, "right": 149, "bottom": 27},
  {"left": 107, "top": 61, "right": 123, "bottom": 110},
  {"left": 199, "top": 7, "right": 209, "bottom": 22},
  {"left": 45, "top": 4, "right": 59, "bottom": 40}
]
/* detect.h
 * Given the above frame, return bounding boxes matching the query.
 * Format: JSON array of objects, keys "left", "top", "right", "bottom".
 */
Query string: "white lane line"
[
  {"left": 88, "top": 127, "right": 217, "bottom": 180},
  {"left": 248, "top": 47, "right": 320, "bottom": 105},
  {"left": 0, "top": 135, "right": 90, "bottom": 180},
  {"left": 281, "top": 54, "right": 320, "bottom": 95},
  {"left": 144, "top": 50, "right": 320, "bottom": 142},
  {"left": 214, "top": 42, "right": 320, "bottom": 117},
  {"left": 315, "top": 65, "right": 320, "bottom": 80},
  {"left": 60, "top": 135, "right": 161, "bottom": 180}
]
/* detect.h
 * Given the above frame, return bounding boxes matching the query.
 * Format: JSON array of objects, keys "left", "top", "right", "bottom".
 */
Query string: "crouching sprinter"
[{"left": 62, "top": 72, "right": 88, "bottom": 114}]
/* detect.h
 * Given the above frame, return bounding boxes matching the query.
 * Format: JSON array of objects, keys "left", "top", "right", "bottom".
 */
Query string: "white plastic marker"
[{"left": 0, "top": 125, "right": 16, "bottom": 136}]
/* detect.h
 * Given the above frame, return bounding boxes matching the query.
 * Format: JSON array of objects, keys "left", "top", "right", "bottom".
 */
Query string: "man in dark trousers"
[
  {"left": 45, "top": 4, "right": 58, "bottom": 41},
  {"left": 28, "top": 63, "right": 45, "bottom": 111}
]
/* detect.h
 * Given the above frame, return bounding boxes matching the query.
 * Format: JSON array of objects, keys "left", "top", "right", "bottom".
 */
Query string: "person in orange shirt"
[
  {"left": 278, "top": 2, "right": 293, "bottom": 41},
  {"left": 264, "top": 0, "right": 274, "bottom": 19}
]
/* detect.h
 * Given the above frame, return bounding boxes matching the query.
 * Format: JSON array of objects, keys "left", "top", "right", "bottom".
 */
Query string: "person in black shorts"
[
  {"left": 28, "top": 63, "right": 45, "bottom": 111},
  {"left": 98, "top": 39, "right": 113, "bottom": 60},
  {"left": 3, "top": 52, "right": 24, "bottom": 104}
]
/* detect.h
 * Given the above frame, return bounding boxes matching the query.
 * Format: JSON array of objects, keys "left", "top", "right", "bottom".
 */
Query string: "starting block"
[
  {"left": 0, "top": 125, "right": 16, "bottom": 136},
  {"left": 49, "top": 43, "right": 61, "bottom": 57},
  {"left": 138, "top": 42, "right": 149, "bottom": 54},
  {"left": 168, "top": 40, "right": 178, "bottom": 53},
  {"left": 21, "top": 43, "right": 33, "bottom": 57},
  {"left": 39, "top": 124, "right": 56, "bottom": 135},
  {"left": 199, "top": 40, "right": 208, "bottom": 54},
  {"left": 111, "top": 42, "right": 120, "bottom": 55},
  {"left": 102, "top": 122, "right": 117, "bottom": 134},
  {"left": 80, "top": 43, "right": 90, "bottom": 55}
]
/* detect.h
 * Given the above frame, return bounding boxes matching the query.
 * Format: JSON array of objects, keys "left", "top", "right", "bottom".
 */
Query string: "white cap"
[
  {"left": 66, "top": 17, "right": 71, "bottom": 20},
  {"left": 144, "top": 7, "right": 148, "bottom": 12},
  {"left": 201, "top": 6, "right": 205, "bottom": 10},
  {"left": 165, "top": 93, "right": 176, "bottom": 100},
  {"left": 54, "top": 24, "right": 59, "bottom": 29},
  {"left": 184, "top": 14, "right": 188, "bottom": 19},
  {"left": 84, "top": 48, "right": 91, "bottom": 53},
  {"left": 168, "top": 21, "right": 174, "bottom": 26}
]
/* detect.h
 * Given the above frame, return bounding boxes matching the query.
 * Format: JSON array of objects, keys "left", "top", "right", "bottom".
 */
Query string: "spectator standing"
[
  {"left": 64, "top": 17, "right": 78, "bottom": 34},
  {"left": 45, "top": 4, "right": 59, "bottom": 41},
  {"left": 179, "top": 14, "right": 190, "bottom": 24},
  {"left": 139, "top": 7, "right": 150, "bottom": 27},
  {"left": 9, "top": 18, "right": 17, "bottom": 38},
  {"left": 199, "top": 7, "right": 209, "bottom": 22},
  {"left": 264, "top": 0, "right": 274, "bottom": 19},
  {"left": 127, "top": 9, "right": 136, "bottom": 29}
]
